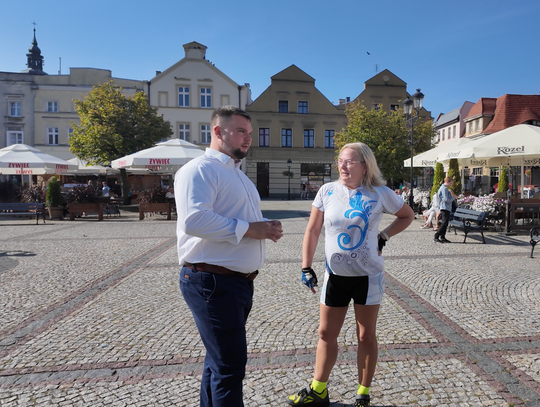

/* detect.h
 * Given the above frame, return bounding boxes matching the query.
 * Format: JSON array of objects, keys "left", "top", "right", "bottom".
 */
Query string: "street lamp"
[
  {"left": 287, "top": 159, "right": 292, "bottom": 200},
  {"left": 402, "top": 88, "right": 425, "bottom": 211}
]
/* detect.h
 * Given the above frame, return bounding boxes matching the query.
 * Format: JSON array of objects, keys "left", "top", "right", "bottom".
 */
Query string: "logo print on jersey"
[{"left": 337, "top": 191, "right": 376, "bottom": 251}]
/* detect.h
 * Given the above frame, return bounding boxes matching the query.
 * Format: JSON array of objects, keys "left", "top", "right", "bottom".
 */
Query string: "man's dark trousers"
[
  {"left": 435, "top": 209, "right": 451, "bottom": 240},
  {"left": 180, "top": 266, "right": 253, "bottom": 407}
]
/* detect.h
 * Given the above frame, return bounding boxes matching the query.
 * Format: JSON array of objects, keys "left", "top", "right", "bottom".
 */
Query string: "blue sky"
[{"left": 1, "top": 0, "right": 539, "bottom": 119}]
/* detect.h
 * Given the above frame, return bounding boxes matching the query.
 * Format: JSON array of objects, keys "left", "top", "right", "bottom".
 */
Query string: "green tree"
[
  {"left": 70, "top": 80, "right": 173, "bottom": 203},
  {"left": 46, "top": 176, "right": 63, "bottom": 207},
  {"left": 447, "top": 158, "right": 462, "bottom": 195},
  {"left": 431, "top": 162, "right": 445, "bottom": 198},
  {"left": 334, "top": 101, "right": 435, "bottom": 185},
  {"left": 498, "top": 166, "right": 509, "bottom": 193}
]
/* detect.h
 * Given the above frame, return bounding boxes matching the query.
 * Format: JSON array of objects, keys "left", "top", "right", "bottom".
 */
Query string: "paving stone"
[{"left": 0, "top": 202, "right": 538, "bottom": 405}]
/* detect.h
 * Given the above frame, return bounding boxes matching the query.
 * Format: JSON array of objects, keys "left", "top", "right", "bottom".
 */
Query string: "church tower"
[{"left": 21, "top": 27, "right": 47, "bottom": 75}]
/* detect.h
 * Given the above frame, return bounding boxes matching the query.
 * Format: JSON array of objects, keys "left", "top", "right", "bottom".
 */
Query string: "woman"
[{"left": 287, "top": 142, "right": 414, "bottom": 407}]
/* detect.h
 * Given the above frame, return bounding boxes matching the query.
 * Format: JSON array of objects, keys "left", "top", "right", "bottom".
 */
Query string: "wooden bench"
[
  {"left": 449, "top": 208, "right": 487, "bottom": 244},
  {"left": 0, "top": 202, "right": 46, "bottom": 224},
  {"left": 530, "top": 227, "right": 540, "bottom": 258}
]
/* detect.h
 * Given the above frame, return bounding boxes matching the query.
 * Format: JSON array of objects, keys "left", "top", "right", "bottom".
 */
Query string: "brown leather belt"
[{"left": 184, "top": 262, "right": 258, "bottom": 281}]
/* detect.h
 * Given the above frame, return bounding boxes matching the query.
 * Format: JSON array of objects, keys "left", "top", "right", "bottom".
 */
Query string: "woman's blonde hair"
[{"left": 340, "top": 142, "right": 385, "bottom": 189}]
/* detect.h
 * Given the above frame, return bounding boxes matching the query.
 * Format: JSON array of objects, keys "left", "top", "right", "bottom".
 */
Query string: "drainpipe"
[
  {"left": 147, "top": 81, "right": 151, "bottom": 103},
  {"left": 238, "top": 85, "right": 242, "bottom": 108}
]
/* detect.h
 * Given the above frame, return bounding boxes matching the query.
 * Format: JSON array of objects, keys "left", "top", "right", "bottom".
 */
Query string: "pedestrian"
[
  {"left": 287, "top": 142, "right": 414, "bottom": 407},
  {"left": 434, "top": 176, "right": 454, "bottom": 243},
  {"left": 101, "top": 181, "right": 110, "bottom": 198},
  {"left": 175, "top": 105, "right": 283, "bottom": 407},
  {"left": 421, "top": 192, "right": 440, "bottom": 229},
  {"left": 300, "top": 182, "right": 307, "bottom": 200}
]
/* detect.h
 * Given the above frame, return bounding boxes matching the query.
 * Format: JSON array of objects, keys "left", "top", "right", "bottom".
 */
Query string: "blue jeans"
[{"left": 180, "top": 266, "right": 254, "bottom": 407}]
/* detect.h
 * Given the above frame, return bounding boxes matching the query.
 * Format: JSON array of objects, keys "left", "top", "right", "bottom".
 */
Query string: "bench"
[
  {"left": 0, "top": 202, "right": 46, "bottom": 224},
  {"left": 449, "top": 208, "right": 487, "bottom": 244},
  {"left": 530, "top": 227, "right": 540, "bottom": 258}
]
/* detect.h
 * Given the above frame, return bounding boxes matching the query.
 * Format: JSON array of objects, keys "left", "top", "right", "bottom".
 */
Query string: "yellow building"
[{"left": 245, "top": 65, "right": 347, "bottom": 198}]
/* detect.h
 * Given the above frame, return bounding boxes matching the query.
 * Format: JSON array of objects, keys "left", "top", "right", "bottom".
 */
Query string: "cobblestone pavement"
[{"left": 1, "top": 200, "right": 539, "bottom": 406}]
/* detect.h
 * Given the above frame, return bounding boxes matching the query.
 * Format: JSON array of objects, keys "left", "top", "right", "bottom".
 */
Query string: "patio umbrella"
[
  {"left": 404, "top": 137, "right": 474, "bottom": 168},
  {"left": 65, "top": 157, "right": 118, "bottom": 175},
  {"left": 111, "top": 139, "right": 204, "bottom": 172},
  {"left": 439, "top": 124, "right": 540, "bottom": 195},
  {"left": 458, "top": 124, "right": 540, "bottom": 165},
  {"left": 0, "top": 144, "right": 78, "bottom": 175}
]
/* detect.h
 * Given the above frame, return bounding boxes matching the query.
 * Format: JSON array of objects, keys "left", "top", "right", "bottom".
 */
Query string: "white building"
[{"left": 148, "top": 41, "right": 251, "bottom": 146}]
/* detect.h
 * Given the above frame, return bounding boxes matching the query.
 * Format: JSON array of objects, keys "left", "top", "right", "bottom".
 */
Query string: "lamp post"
[
  {"left": 287, "top": 158, "right": 292, "bottom": 200},
  {"left": 402, "top": 88, "right": 425, "bottom": 211}
]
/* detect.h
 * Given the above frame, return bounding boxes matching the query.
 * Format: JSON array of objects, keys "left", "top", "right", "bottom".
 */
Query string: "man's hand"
[
  {"left": 302, "top": 267, "right": 318, "bottom": 293},
  {"left": 246, "top": 220, "right": 283, "bottom": 242}
]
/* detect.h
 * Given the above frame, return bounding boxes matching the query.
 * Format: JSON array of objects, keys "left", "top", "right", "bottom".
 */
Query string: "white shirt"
[
  {"left": 175, "top": 148, "right": 266, "bottom": 273},
  {"left": 313, "top": 182, "right": 403, "bottom": 277}
]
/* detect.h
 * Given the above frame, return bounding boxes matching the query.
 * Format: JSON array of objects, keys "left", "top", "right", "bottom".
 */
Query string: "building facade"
[
  {"left": 434, "top": 101, "right": 474, "bottom": 144},
  {"left": 245, "top": 65, "right": 347, "bottom": 198},
  {"left": 0, "top": 30, "right": 146, "bottom": 160},
  {"left": 148, "top": 41, "right": 251, "bottom": 147}
]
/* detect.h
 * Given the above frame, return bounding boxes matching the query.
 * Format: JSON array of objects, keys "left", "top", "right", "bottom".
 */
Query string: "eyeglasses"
[{"left": 335, "top": 158, "right": 363, "bottom": 167}]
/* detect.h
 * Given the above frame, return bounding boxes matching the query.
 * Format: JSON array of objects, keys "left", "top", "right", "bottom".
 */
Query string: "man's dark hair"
[{"left": 211, "top": 105, "right": 251, "bottom": 126}]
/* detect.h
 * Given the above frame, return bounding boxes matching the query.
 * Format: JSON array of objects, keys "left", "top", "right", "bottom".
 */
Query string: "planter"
[
  {"left": 68, "top": 202, "right": 104, "bottom": 221},
  {"left": 48, "top": 206, "right": 64, "bottom": 220},
  {"left": 139, "top": 202, "right": 171, "bottom": 220}
]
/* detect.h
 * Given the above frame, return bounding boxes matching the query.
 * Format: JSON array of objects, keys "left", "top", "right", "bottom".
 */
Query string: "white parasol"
[
  {"left": 111, "top": 139, "right": 204, "bottom": 172},
  {"left": 0, "top": 144, "right": 78, "bottom": 175},
  {"left": 66, "top": 157, "right": 118, "bottom": 175}
]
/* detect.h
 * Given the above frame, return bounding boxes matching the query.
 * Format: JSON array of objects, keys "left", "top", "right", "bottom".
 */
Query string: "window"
[
  {"left": 7, "top": 131, "right": 23, "bottom": 145},
  {"left": 281, "top": 128, "right": 292, "bottom": 147},
  {"left": 178, "top": 87, "right": 190, "bottom": 107},
  {"left": 304, "top": 129, "right": 314, "bottom": 148},
  {"left": 453, "top": 125, "right": 456, "bottom": 138},
  {"left": 278, "top": 100, "right": 288, "bottom": 113},
  {"left": 68, "top": 128, "right": 73, "bottom": 138},
  {"left": 47, "top": 128, "right": 59, "bottom": 145},
  {"left": 47, "top": 101, "right": 58, "bottom": 112},
  {"left": 179, "top": 123, "right": 190, "bottom": 141},
  {"left": 468, "top": 122, "right": 473, "bottom": 133},
  {"left": 325, "top": 130, "right": 334, "bottom": 148},
  {"left": 10, "top": 102, "right": 22, "bottom": 117},
  {"left": 200, "top": 88, "right": 211, "bottom": 108},
  {"left": 372, "top": 103, "right": 381, "bottom": 110},
  {"left": 259, "top": 128, "right": 269, "bottom": 147},
  {"left": 475, "top": 120, "right": 480, "bottom": 131},
  {"left": 298, "top": 101, "right": 308, "bottom": 114},
  {"left": 201, "top": 124, "right": 211, "bottom": 144},
  {"left": 472, "top": 167, "right": 482, "bottom": 176},
  {"left": 442, "top": 129, "right": 445, "bottom": 141},
  {"left": 390, "top": 104, "right": 399, "bottom": 112}
]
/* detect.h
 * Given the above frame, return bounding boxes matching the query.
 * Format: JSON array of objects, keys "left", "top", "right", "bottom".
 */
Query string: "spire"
[{"left": 21, "top": 24, "right": 47, "bottom": 75}]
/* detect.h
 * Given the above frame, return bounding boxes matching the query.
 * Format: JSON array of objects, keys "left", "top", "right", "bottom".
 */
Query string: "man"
[
  {"left": 434, "top": 177, "right": 454, "bottom": 243},
  {"left": 175, "top": 106, "right": 283, "bottom": 407}
]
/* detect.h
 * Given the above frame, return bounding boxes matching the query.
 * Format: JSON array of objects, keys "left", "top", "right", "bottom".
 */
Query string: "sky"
[{"left": 1, "top": 0, "right": 539, "bottom": 120}]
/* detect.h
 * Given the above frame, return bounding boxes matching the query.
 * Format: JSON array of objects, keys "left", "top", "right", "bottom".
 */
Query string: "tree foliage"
[
  {"left": 46, "top": 176, "right": 64, "bottom": 207},
  {"left": 70, "top": 80, "right": 172, "bottom": 165},
  {"left": 70, "top": 80, "right": 173, "bottom": 203},
  {"left": 498, "top": 166, "right": 509, "bottom": 192},
  {"left": 334, "top": 101, "right": 435, "bottom": 185},
  {"left": 431, "top": 162, "right": 445, "bottom": 198},
  {"left": 447, "top": 158, "right": 462, "bottom": 195}
]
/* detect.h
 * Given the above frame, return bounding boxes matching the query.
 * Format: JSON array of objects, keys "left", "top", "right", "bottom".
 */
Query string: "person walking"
[
  {"left": 434, "top": 177, "right": 454, "bottom": 243},
  {"left": 287, "top": 142, "right": 414, "bottom": 407},
  {"left": 175, "top": 106, "right": 283, "bottom": 407}
]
